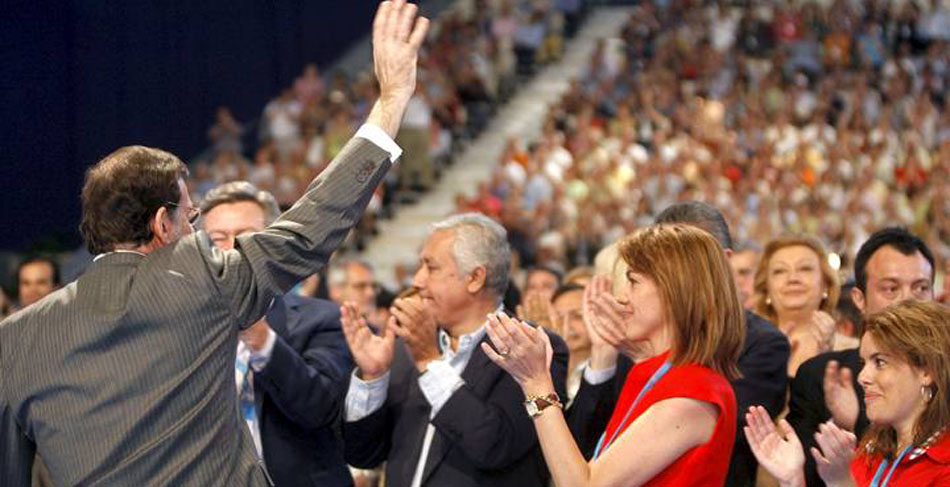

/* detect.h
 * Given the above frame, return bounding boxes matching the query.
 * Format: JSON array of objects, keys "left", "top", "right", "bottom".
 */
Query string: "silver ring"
[{"left": 498, "top": 348, "right": 510, "bottom": 357}]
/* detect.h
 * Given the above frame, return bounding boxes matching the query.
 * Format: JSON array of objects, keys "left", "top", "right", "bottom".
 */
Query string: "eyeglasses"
[{"left": 165, "top": 202, "right": 202, "bottom": 226}]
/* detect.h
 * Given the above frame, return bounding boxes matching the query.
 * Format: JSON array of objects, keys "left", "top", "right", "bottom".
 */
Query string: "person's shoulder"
[
  {"left": 743, "top": 310, "right": 783, "bottom": 339},
  {"left": 283, "top": 294, "right": 341, "bottom": 325},
  {"left": 664, "top": 364, "right": 733, "bottom": 397}
]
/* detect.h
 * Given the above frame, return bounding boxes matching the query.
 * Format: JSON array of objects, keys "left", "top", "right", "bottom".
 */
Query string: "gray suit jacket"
[{"left": 0, "top": 137, "right": 391, "bottom": 487}]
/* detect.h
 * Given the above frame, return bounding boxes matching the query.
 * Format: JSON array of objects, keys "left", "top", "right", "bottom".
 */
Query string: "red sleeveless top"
[{"left": 599, "top": 351, "right": 737, "bottom": 487}]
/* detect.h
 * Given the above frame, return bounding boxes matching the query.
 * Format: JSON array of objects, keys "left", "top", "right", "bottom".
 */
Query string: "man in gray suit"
[{"left": 0, "top": 2, "right": 429, "bottom": 486}]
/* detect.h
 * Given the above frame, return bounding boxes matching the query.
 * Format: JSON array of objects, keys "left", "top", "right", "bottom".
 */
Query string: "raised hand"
[
  {"left": 482, "top": 313, "right": 554, "bottom": 396},
  {"left": 744, "top": 406, "right": 806, "bottom": 487},
  {"left": 810, "top": 310, "right": 837, "bottom": 353},
  {"left": 584, "top": 274, "right": 648, "bottom": 361},
  {"left": 389, "top": 295, "right": 440, "bottom": 371},
  {"left": 812, "top": 421, "right": 857, "bottom": 487},
  {"left": 516, "top": 291, "right": 554, "bottom": 330},
  {"left": 341, "top": 302, "right": 396, "bottom": 380},
  {"left": 823, "top": 360, "right": 859, "bottom": 431},
  {"left": 368, "top": 0, "right": 430, "bottom": 137},
  {"left": 582, "top": 275, "right": 620, "bottom": 369}
]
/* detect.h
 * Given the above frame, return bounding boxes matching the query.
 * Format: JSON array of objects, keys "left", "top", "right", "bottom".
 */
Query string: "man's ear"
[
  {"left": 851, "top": 286, "right": 867, "bottom": 315},
  {"left": 151, "top": 206, "right": 172, "bottom": 245},
  {"left": 467, "top": 266, "right": 487, "bottom": 294}
]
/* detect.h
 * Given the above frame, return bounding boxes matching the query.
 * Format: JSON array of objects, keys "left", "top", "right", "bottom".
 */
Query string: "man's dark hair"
[
  {"left": 199, "top": 181, "right": 281, "bottom": 225},
  {"left": 854, "top": 227, "right": 935, "bottom": 293},
  {"left": 526, "top": 265, "right": 564, "bottom": 285},
  {"left": 654, "top": 201, "right": 734, "bottom": 250},
  {"left": 551, "top": 283, "right": 585, "bottom": 302},
  {"left": 80, "top": 146, "right": 189, "bottom": 254},
  {"left": 17, "top": 255, "right": 61, "bottom": 287}
]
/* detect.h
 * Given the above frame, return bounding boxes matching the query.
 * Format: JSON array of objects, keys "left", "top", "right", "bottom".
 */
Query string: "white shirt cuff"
[
  {"left": 248, "top": 328, "right": 278, "bottom": 372},
  {"left": 583, "top": 364, "right": 616, "bottom": 385},
  {"left": 345, "top": 369, "right": 391, "bottom": 422},
  {"left": 356, "top": 124, "right": 403, "bottom": 163},
  {"left": 418, "top": 359, "right": 465, "bottom": 417}
]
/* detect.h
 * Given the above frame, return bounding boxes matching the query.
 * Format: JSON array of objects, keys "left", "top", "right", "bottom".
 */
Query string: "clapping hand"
[
  {"left": 584, "top": 275, "right": 648, "bottom": 362},
  {"left": 482, "top": 313, "right": 555, "bottom": 396},
  {"left": 516, "top": 291, "right": 555, "bottom": 330},
  {"left": 744, "top": 406, "right": 806, "bottom": 487},
  {"left": 812, "top": 421, "right": 857, "bottom": 486},
  {"left": 389, "top": 294, "right": 441, "bottom": 372},
  {"left": 823, "top": 360, "right": 859, "bottom": 431},
  {"left": 341, "top": 302, "right": 396, "bottom": 381}
]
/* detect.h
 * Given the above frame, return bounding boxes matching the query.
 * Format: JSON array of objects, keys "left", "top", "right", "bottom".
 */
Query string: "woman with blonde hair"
[
  {"left": 747, "top": 299, "right": 950, "bottom": 486},
  {"left": 482, "top": 224, "right": 745, "bottom": 486},
  {"left": 753, "top": 234, "right": 849, "bottom": 376}
]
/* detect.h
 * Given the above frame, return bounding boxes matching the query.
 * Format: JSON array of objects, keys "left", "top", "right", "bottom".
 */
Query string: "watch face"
[{"left": 526, "top": 401, "right": 540, "bottom": 416}]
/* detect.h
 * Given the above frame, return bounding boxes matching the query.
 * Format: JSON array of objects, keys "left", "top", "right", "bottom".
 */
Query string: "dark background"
[{"left": 0, "top": 1, "right": 380, "bottom": 252}]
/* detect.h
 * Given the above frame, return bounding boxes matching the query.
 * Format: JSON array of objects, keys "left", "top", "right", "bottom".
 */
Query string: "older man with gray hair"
[{"left": 341, "top": 212, "right": 568, "bottom": 487}]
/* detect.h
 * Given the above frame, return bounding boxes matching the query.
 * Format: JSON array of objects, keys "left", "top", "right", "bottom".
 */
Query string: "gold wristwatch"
[{"left": 524, "top": 392, "right": 562, "bottom": 418}]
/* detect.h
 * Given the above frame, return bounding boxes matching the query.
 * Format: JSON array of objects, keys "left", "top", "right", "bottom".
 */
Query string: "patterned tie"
[{"left": 236, "top": 356, "right": 256, "bottom": 424}]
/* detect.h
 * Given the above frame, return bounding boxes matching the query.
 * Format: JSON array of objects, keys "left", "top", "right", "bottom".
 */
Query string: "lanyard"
[
  {"left": 870, "top": 445, "right": 912, "bottom": 487},
  {"left": 593, "top": 361, "right": 672, "bottom": 460}
]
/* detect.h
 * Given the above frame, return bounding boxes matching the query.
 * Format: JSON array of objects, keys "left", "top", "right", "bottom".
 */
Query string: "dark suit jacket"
[
  {"left": 254, "top": 294, "right": 353, "bottom": 487},
  {"left": 0, "top": 137, "right": 391, "bottom": 487},
  {"left": 787, "top": 348, "right": 867, "bottom": 487},
  {"left": 343, "top": 328, "right": 569, "bottom": 487},
  {"left": 566, "top": 310, "right": 789, "bottom": 487}
]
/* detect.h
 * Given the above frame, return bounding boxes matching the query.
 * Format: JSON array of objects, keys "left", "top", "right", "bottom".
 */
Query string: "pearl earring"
[{"left": 922, "top": 385, "right": 934, "bottom": 403}]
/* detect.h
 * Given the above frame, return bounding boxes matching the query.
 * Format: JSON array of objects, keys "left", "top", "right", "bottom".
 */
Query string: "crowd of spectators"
[
  {"left": 190, "top": 0, "right": 587, "bottom": 251},
  {"left": 452, "top": 0, "right": 950, "bottom": 288}
]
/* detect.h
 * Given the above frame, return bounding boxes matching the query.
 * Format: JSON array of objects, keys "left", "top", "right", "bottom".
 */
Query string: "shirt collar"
[
  {"left": 436, "top": 305, "right": 503, "bottom": 355},
  {"left": 911, "top": 429, "right": 950, "bottom": 464},
  {"left": 93, "top": 249, "right": 147, "bottom": 262}
]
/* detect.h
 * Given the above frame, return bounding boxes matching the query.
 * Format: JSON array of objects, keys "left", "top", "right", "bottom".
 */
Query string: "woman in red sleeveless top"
[
  {"left": 747, "top": 300, "right": 950, "bottom": 487},
  {"left": 483, "top": 224, "right": 745, "bottom": 486}
]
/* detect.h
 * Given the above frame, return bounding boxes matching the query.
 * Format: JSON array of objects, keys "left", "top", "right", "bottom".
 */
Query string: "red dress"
[
  {"left": 850, "top": 432, "right": 950, "bottom": 486},
  {"left": 598, "top": 351, "right": 737, "bottom": 487}
]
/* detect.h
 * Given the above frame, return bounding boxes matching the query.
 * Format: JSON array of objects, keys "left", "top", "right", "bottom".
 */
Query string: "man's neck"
[{"left": 444, "top": 300, "right": 499, "bottom": 351}]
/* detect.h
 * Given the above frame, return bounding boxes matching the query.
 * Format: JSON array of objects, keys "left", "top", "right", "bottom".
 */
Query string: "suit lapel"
[{"left": 420, "top": 335, "right": 499, "bottom": 484}]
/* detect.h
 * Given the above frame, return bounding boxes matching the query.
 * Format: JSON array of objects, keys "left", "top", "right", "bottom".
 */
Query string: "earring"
[
  {"left": 822, "top": 291, "right": 829, "bottom": 300},
  {"left": 922, "top": 385, "right": 934, "bottom": 403},
  {"left": 765, "top": 296, "right": 772, "bottom": 306}
]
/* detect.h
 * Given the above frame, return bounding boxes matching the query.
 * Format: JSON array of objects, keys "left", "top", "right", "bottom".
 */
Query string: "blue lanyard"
[
  {"left": 870, "top": 445, "right": 912, "bottom": 487},
  {"left": 592, "top": 361, "right": 672, "bottom": 460}
]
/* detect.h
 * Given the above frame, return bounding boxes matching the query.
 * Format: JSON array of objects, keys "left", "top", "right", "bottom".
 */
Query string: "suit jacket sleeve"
[
  {"left": 342, "top": 382, "right": 395, "bottom": 469},
  {"left": 1, "top": 348, "right": 34, "bottom": 487},
  {"left": 190, "top": 137, "right": 392, "bottom": 329},
  {"left": 430, "top": 330, "right": 569, "bottom": 471},
  {"left": 565, "top": 355, "right": 631, "bottom": 460},
  {"left": 254, "top": 300, "right": 352, "bottom": 430}
]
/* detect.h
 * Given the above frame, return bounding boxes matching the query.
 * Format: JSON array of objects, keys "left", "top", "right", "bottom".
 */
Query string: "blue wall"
[{"left": 0, "top": 0, "right": 380, "bottom": 251}]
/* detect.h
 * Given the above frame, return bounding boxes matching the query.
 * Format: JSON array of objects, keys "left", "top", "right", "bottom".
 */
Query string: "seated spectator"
[{"left": 16, "top": 256, "right": 60, "bottom": 309}]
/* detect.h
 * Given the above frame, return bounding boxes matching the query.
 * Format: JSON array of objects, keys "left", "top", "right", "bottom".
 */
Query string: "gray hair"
[
  {"left": 200, "top": 181, "right": 281, "bottom": 225},
  {"left": 431, "top": 213, "right": 510, "bottom": 300}
]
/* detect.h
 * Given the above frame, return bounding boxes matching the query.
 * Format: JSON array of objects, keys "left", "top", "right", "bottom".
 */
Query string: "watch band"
[{"left": 525, "top": 392, "right": 563, "bottom": 418}]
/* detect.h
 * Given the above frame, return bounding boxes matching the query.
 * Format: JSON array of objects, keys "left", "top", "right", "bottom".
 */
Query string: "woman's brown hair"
[
  {"left": 752, "top": 234, "right": 840, "bottom": 323},
  {"left": 859, "top": 300, "right": 950, "bottom": 459},
  {"left": 619, "top": 224, "right": 745, "bottom": 379}
]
